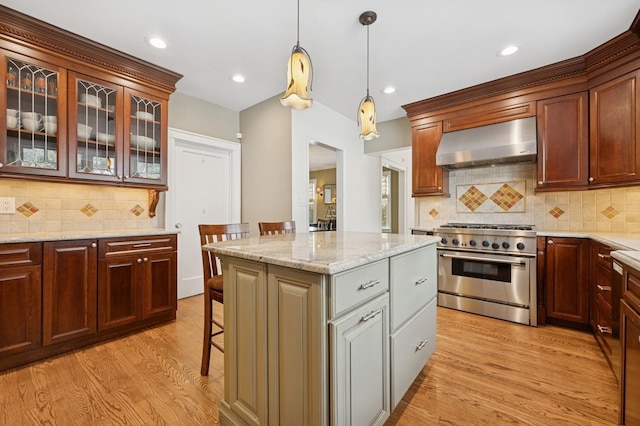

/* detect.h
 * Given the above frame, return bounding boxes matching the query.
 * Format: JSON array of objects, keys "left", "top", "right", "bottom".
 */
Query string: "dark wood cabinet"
[
  {"left": 42, "top": 240, "right": 98, "bottom": 345},
  {"left": 536, "top": 92, "right": 589, "bottom": 190},
  {"left": 411, "top": 121, "right": 449, "bottom": 197},
  {"left": 98, "top": 235, "right": 177, "bottom": 330},
  {"left": 589, "top": 69, "right": 640, "bottom": 186},
  {"left": 620, "top": 261, "right": 640, "bottom": 426},
  {"left": 544, "top": 237, "right": 590, "bottom": 328},
  {"left": 0, "top": 243, "right": 42, "bottom": 356}
]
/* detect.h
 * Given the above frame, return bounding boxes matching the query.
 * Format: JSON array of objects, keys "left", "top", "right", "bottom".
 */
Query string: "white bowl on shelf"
[
  {"left": 96, "top": 132, "right": 115, "bottom": 144},
  {"left": 6, "top": 115, "right": 18, "bottom": 128},
  {"left": 77, "top": 123, "right": 93, "bottom": 139},
  {"left": 44, "top": 122, "right": 57, "bottom": 134},
  {"left": 79, "top": 93, "right": 102, "bottom": 108},
  {"left": 22, "top": 118, "right": 42, "bottom": 132},
  {"left": 135, "top": 111, "right": 154, "bottom": 120},
  {"left": 130, "top": 135, "right": 157, "bottom": 150}
]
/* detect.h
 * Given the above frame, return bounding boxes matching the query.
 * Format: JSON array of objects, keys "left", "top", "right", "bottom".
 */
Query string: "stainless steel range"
[{"left": 434, "top": 223, "right": 537, "bottom": 326}]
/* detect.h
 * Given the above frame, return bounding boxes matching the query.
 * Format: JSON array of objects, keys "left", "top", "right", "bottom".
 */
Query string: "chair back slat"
[
  {"left": 258, "top": 221, "right": 296, "bottom": 236},
  {"left": 199, "top": 223, "right": 250, "bottom": 277}
]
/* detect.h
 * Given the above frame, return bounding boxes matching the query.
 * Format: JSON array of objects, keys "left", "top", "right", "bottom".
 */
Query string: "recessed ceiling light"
[
  {"left": 498, "top": 45, "right": 518, "bottom": 56},
  {"left": 382, "top": 86, "right": 396, "bottom": 94},
  {"left": 232, "top": 74, "right": 245, "bottom": 83},
  {"left": 147, "top": 37, "right": 167, "bottom": 49}
]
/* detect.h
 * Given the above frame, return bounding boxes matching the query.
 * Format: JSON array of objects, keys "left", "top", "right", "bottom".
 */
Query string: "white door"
[{"left": 167, "top": 128, "right": 241, "bottom": 299}]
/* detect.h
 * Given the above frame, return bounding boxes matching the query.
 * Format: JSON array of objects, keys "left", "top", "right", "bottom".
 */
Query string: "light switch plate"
[{"left": 0, "top": 197, "right": 16, "bottom": 214}]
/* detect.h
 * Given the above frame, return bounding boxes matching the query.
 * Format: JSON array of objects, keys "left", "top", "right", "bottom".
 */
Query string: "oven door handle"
[{"left": 439, "top": 252, "right": 526, "bottom": 266}]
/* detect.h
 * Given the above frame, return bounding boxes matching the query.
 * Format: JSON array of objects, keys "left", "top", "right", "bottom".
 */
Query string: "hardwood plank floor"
[{"left": 0, "top": 295, "right": 618, "bottom": 425}]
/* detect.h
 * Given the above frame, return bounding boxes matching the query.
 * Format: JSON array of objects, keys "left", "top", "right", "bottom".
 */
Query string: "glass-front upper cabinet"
[
  {"left": 68, "top": 71, "right": 123, "bottom": 182},
  {"left": 1, "top": 53, "right": 67, "bottom": 177},
  {"left": 124, "top": 88, "right": 167, "bottom": 186}
]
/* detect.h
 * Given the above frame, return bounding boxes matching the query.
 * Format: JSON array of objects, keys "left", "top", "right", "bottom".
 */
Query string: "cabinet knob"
[
  {"left": 537, "top": 181, "right": 543, "bottom": 185},
  {"left": 589, "top": 177, "right": 594, "bottom": 182},
  {"left": 91, "top": 242, "right": 97, "bottom": 248},
  {"left": 548, "top": 240, "right": 554, "bottom": 245},
  {"left": 143, "top": 257, "right": 149, "bottom": 262},
  {"left": 137, "top": 258, "right": 142, "bottom": 263},
  {"left": 0, "top": 162, "right": 3, "bottom": 168},
  {"left": 438, "top": 186, "right": 442, "bottom": 190}
]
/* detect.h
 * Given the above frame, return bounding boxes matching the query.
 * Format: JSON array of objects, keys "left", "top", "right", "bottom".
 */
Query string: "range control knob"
[
  {"left": 492, "top": 242, "right": 500, "bottom": 249},
  {"left": 516, "top": 242, "right": 525, "bottom": 250},
  {"left": 452, "top": 238, "right": 460, "bottom": 245},
  {"left": 469, "top": 240, "right": 477, "bottom": 247},
  {"left": 502, "top": 242, "right": 510, "bottom": 249},
  {"left": 440, "top": 237, "right": 448, "bottom": 244},
  {"left": 482, "top": 240, "right": 490, "bottom": 247}
]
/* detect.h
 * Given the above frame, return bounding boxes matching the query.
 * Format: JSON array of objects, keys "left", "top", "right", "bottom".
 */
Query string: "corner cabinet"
[
  {"left": 0, "top": 6, "right": 180, "bottom": 191},
  {"left": 411, "top": 121, "right": 449, "bottom": 197}
]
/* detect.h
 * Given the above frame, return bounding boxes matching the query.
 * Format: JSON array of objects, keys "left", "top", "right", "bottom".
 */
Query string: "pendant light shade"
[
  {"left": 281, "top": 0, "right": 313, "bottom": 110},
  {"left": 358, "top": 11, "right": 379, "bottom": 140}
]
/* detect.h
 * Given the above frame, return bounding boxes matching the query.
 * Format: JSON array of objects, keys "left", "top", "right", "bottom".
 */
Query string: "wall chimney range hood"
[{"left": 435, "top": 117, "right": 537, "bottom": 170}]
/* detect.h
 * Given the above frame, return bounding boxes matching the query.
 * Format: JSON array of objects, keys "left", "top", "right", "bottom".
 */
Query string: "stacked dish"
[
  {"left": 79, "top": 93, "right": 102, "bottom": 108},
  {"left": 130, "top": 135, "right": 157, "bottom": 150}
]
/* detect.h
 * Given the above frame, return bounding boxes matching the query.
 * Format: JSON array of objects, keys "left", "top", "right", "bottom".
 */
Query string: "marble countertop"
[
  {"left": 611, "top": 251, "right": 640, "bottom": 272},
  {"left": 0, "top": 228, "right": 177, "bottom": 244},
  {"left": 536, "top": 231, "right": 640, "bottom": 251},
  {"left": 204, "top": 231, "right": 440, "bottom": 275}
]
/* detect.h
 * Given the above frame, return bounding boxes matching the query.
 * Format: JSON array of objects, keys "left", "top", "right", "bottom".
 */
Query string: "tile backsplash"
[
  {"left": 417, "top": 163, "right": 640, "bottom": 233},
  {"left": 0, "top": 180, "right": 161, "bottom": 235}
]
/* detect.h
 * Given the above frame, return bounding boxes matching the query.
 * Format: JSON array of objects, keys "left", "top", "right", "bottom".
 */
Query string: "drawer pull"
[
  {"left": 133, "top": 243, "right": 152, "bottom": 248},
  {"left": 597, "top": 325, "right": 612, "bottom": 335},
  {"left": 415, "top": 278, "right": 428, "bottom": 286},
  {"left": 361, "top": 309, "right": 383, "bottom": 322},
  {"left": 596, "top": 285, "right": 611, "bottom": 291},
  {"left": 416, "top": 339, "right": 429, "bottom": 351},
  {"left": 137, "top": 258, "right": 143, "bottom": 264},
  {"left": 359, "top": 280, "right": 380, "bottom": 290},
  {"left": 597, "top": 253, "right": 611, "bottom": 259}
]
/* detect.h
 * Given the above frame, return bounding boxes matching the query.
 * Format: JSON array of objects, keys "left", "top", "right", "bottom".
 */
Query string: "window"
[
  {"left": 381, "top": 170, "right": 391, "bottom": 231},
  {"left": 308, "top": 179, "right": 317, "bottom": 224}
]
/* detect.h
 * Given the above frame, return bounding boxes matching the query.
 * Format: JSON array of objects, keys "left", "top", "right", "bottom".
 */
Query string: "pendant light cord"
[
  {"left": 296, "top": 0, "right": 300, "bottom": 46},
  {"left": 366, "top": 24, "right": 370, "bottom": 97}
]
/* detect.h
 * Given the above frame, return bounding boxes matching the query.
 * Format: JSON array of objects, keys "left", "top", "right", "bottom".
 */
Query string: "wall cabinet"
[
  {"left": 590, "top": 69, "right": 640, "bottom": 186},
  {"left": 542, "top": 237, "right": 590, "bottom": 328},
  {"left": 0, "top": 6, "right": 179, "bottom": 190},
  {"left": 535, "top": 92, "right": 589, "bottom": 190},
  {"left": 0, "top": 243, "right": 42, "bottom": 356},
  {"left": 0, "top": 233, "right": 177, "bottom": 372},
  {"left": 411, "top": 121, "right": 449, "bottom": 197}
]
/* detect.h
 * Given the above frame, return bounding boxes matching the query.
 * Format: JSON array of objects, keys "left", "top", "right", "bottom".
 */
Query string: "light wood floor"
[{"left": 0, "top": 295, "right": 619, "bottom": 425}]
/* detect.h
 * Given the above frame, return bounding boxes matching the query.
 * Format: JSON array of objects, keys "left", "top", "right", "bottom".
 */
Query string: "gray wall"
[
  {"left": 364, "top": 116, "right": 411, "bottom": 154},
  {"left": 168, "top": 92, "right": 240, "bottom": 142},
  {"left": 239, "top": 96, "right": 293, "bottom": 236}
]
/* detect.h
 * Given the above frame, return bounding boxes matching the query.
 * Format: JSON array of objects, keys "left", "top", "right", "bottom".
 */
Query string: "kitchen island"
[{"left": 203, "top": 231, "right": 439, "bottom": 426}]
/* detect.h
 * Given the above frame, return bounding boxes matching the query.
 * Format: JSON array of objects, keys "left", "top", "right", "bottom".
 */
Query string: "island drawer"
[
  {"left": 390, "top": 296, "right": 436, "bottom": 409},
  {"left": 330, "top": 259, "right": 389, "bottom": 319},
  {"left": 0, "top": 243, "right": 42, "bottom": 268},
  {"left": 99, "top": 235, "right": 177, "bottom": 258},
  {"left": 390, "top": 244, "right": 437, "bottom": 330}
]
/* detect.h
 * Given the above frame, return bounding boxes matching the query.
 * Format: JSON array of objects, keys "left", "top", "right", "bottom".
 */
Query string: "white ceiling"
[{"left": 2, "top": 0, "right": 639, "bottom": 126}]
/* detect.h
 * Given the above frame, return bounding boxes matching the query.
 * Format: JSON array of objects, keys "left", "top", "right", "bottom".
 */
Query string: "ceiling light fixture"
[
  {"left": 232, "top": 74, "right": 245, "bottom": 83},
  {"left": 148, "top": 37, "right": 167, "bottom": 49},
  {"left": 498, "top": 45, "right": 518, "bottom": 56},
  {"left": 382, "top": 87, "right": 396, "bottom": 94},
  {"left": 280, "top": 0, "right": 313, "bottom": 110},
  {"left": 358, "top": 11, "right": 380, "bottom": 141}
]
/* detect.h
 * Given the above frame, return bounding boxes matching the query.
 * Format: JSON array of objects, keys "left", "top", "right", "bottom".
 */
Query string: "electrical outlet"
[{"left": 0, "top": 197, "right": 16, "bottom": 214}]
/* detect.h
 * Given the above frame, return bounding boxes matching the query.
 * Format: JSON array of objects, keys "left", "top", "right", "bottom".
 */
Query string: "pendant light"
[
  {"left": 280, "top": 0, "right": 313, "bottom": 110},
  {"left": 358, "top": 11, "right": 380, "bottom": 140}
]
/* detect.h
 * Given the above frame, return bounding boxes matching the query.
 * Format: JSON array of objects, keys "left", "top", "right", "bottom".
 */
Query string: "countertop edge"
[
  {"left": 0, "top": 229, "right": 178, "bottom": 243},
  {"left": 611, "top": 251, "right": 640, "bottom": 272}
]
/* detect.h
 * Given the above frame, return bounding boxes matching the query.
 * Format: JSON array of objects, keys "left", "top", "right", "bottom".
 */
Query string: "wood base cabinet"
[{"left": 619, "top": 258, "right": 640, "bottom": 426}]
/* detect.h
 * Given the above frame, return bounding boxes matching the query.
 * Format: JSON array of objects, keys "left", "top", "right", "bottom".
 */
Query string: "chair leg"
[
  {"left": 201, "top": 290, "right": 213, "bottom": 376},
  {"left": 212, "top": 300, "right": 224, "bottom": 353}
]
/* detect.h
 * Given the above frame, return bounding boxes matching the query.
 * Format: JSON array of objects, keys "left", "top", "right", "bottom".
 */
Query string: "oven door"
[{"left": 438, "top": 249, "right": 533, "bottom": 307}]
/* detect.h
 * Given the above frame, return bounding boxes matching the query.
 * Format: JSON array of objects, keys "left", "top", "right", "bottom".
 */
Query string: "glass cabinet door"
[
  {"left": 68, "top": 72, "right": 123, "bottom": 182},
  {"left": 124, "top": 88, "right": 167, "bottom": 186},
  {"left": 2, "top": 54, "right": 66, "bottom": 177}
]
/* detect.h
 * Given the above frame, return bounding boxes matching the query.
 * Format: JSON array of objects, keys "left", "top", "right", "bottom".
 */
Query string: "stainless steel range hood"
[{"left": 436, "top": 117, "right": 537, "bottom": 170}]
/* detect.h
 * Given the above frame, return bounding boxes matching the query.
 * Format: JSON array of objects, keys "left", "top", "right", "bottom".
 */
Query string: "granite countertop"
[
  {"left": 204, "top": 231, "right": 439, "bottom": 275},
  {"left": 611, "top": 251, "right": 640, "bottom": 272},
  {"left": 0, "top": 228, "right": 177, "bottom": 244},
  {"left": 536, "top": 231, "right": 640, "bottom": 251}
]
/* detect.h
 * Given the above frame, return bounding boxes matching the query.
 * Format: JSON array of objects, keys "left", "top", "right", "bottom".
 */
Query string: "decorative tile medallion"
[
  {"left": 130, "top": 204, "right": 145, "bottom": 217},
  {"left": 457, "top": 186, "right": 488, "bottom": 212},
  {"left": 601, "top": 206, "right": 620, "bottom": 219},
  {"left": 428, "top": 208, "right": 439, "bottom": 218},
  {"left": 81, "top": 203, "right": 99, "bottom": 217},
  {"left": 17, "top": 202, "right": 39, "bottom": 217},
  {"left": 456, "top": 181, "right": 525, "bottom": 213},
  {"left": 549, "top": 207, "right": 565, "bottom": 219}
]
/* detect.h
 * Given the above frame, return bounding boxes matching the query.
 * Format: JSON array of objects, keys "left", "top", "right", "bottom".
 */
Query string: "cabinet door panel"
[
  {"left": 621, "top": 300, "right": 640, "bottom": 426},
  {"left": 98, "top": 257, "right": 140, "bottom": 330},
  {"left": 536, "top": 92, "right": 589, "bottom": 189},
  {"left": 0, "top": 265, "right": 41, "bottom": 355},
  {"left": 412, "top": 121, "right": 448, "bottom": 196},
  {"left": 43, "top": 240, "right": 97, "bottom": 345},
  {"left": 142, "top": 252, "right": 176, "bottom": 319}
]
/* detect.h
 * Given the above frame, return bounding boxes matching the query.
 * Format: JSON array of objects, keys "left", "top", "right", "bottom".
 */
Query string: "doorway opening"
[{"left": 309, "top": 142, "right": 338, "bottom": 231}]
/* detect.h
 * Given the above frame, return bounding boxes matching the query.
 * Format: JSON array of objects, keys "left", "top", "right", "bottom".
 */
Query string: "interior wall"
[
  {"left": 364, "top": 116, "right": 411, "bottom": 154},
  {"left": 239, "top": 97, "right": 292, "bottom": 236},
  {"left": 309, "top": 168, "right": 337, "bottom": 221},
  {"left": 169, "top": 92, "right": 240, "bottom": 143},
  {"left": 292, "top": 101, "right": 381, "bottom": 233}
]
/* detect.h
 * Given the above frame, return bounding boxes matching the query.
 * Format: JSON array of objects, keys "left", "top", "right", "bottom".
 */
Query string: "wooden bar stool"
[
  {"left": 198, "top": 223, "right": 250, "bottom": 376},
  {"left": 258, "top": 220, "right": 296, "bottom": 235}
]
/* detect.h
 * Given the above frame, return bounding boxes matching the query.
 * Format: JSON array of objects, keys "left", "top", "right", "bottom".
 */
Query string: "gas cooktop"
[{"left": 437, "top": 223, "right": 535, "bottom": 231}]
